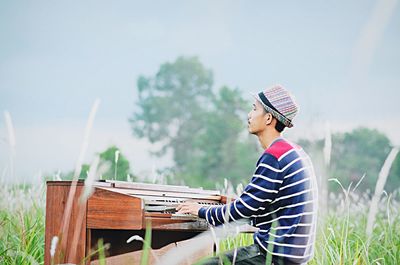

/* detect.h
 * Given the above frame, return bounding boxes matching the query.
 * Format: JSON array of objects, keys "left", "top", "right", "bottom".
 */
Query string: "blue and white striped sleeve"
[{"left": 198, "top": 154, "right": 282, "bottom": 225}]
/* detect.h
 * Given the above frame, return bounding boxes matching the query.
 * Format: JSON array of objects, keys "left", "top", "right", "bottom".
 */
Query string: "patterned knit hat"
[{"left": 253, "top": 85, "right": 299, "bottom": 128}]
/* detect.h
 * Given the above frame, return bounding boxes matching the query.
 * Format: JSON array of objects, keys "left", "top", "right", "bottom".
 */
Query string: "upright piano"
[{"left": 44, "top": 180, "right": 230, "bottom": 264}]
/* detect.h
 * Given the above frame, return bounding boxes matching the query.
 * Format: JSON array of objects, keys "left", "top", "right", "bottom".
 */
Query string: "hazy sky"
[{"left": 1, "top": 1, "right": 399, "bottom": 182}]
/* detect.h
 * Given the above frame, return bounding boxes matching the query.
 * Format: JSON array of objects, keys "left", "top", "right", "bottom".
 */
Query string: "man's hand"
[{"left": 176, "top": 201, "right": 202, "bottom": 216}]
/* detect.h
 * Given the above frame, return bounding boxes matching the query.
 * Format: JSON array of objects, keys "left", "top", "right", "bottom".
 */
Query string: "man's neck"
[{"left": 257, "top": 130, "right": 282, "bottom": 150}]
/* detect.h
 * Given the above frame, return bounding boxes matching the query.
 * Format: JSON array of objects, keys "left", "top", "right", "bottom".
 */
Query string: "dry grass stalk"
[
  {"left": 323, "top": 121, "right": 332, "bottom": 167},
  {"left": 320, "top": 122, "right": 331, "bottom": 222},
  {"left": 69, "top": 156, "right": 103, "bottom": 259},
  {"left": 366, "top": 147, "right": 399, "bottom": 236},
  {"left": 4, "top": 111, "right": 16, "bottom": 181},
  {"left": 80, "top": 156, "right": 101, "bottom": 202},
  {"left": 58, "top": 99, "right": 100, "bottom": 261},
  {"left": 126, "top": 234, "right": 160, "bottom": 263},
  {"left": 50, "top": 236, "right": 59, "bottom": 264},
  {"left": 114, "top": 150, "right": 120, "bottom": 180}
]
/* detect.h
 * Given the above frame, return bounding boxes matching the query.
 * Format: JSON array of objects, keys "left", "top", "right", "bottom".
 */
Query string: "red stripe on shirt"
[{"left": 265, "top": 139, "right": 297, "bottom": 159}]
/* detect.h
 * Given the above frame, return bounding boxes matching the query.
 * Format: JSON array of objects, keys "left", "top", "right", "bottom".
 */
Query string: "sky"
[{"left": 0, "top": 1, "right": 399, "bottom": 183}]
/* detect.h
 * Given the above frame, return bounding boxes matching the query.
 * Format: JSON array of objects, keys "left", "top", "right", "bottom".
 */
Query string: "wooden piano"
[{"left": 44, "top": 180, "right": 231, "bottom": 264}]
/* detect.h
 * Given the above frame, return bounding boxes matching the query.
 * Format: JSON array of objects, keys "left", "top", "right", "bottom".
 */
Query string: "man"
[{"left": 177, "top": 85, "right": 318, "bottom": 265}]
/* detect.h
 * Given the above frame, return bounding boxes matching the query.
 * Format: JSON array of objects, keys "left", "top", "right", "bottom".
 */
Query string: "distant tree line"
[
  {"left": 299, "top": 128, "right": 399, "bottom": 192},
  {"left": 129, "top": 56, "right": 400, "bottom": 192}
]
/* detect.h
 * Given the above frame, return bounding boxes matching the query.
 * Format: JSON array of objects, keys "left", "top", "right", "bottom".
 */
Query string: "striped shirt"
[{"left": 198, "top": 138, "right": 318, "bottom": 264}]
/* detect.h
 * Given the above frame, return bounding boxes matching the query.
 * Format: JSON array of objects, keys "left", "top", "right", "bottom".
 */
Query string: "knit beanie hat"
[{"left": 253, "top": 85, "right": 299, "bottom": 128}]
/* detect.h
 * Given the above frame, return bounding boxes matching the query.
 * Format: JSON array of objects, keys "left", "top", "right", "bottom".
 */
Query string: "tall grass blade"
[
  {"left": 114, "top": 150, "right": 120, "bottom": 180},
  {"left": 98, "top": 238, "right": 106, "bottom": 265},
  {"left": 4, "top": 111, "right": 16, "bottom": 182},
  {"left": 352, "top": 173, "right": 366, "bottom": 192},
  {"left": 366, "top": 147, "right": 399, "bottom": 236},
  {"left": 323, "top": 121, "right": 331, "bottom": 167},
  {"left": 80, "top": 156, "right": 101, "bottom": 202},
  {"left": 59, "top": 99, "right": 100, "bottom": 261},
  {"left": 141, "top": 221, "right": 152, "bottom": 265},
  {"left": 320, "top": 121, "right": 331, "bottom": 222}
]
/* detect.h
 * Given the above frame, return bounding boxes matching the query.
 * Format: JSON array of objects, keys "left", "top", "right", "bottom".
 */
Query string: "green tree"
[
  {"left": 300, "top": 127, "right": 398, "bottom": 192},
  {"left": 180, "top": 86, "right": 259, "bottom": 187},
  {"left": 79, "top": 164, "right": 91, "bottom": 179},
  {"left": 61, "top": 146, "right": 134, "bottom": 181},
  {"left": 99, "top": 146, "right": 132, "bottom": 181},
  {"left": 131, "top": 56, "right": 214, "bottom": 147},
  {"left": 130, "top": 57, "right": 258, "bottom": 188},
  {"left": 330, "top": 128, "right": 392, "bottom": 192}
]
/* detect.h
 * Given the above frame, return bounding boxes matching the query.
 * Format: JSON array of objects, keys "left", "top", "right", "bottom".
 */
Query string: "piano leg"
[{"left": 85, "top": 229, "right": 92, "bottom": 264}]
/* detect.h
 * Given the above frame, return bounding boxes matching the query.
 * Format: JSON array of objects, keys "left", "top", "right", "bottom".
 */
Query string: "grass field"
[{"left": 0, "top": 183, "right": 399, "bottom": 264}]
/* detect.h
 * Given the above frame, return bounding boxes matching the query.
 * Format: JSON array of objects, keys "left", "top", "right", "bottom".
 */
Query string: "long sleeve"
[{"left": 198, "top": 153, "right": 282, "bottom": 226}]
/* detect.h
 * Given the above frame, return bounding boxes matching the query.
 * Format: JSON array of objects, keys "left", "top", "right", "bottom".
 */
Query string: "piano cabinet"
[{"left": 44, "top": 180, "right": 224, "bottom": 265}]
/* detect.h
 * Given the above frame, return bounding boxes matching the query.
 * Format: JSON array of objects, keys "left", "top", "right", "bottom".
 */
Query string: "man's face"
[{"left": 247, "top": 100, "right": 269, "bottom": 135}]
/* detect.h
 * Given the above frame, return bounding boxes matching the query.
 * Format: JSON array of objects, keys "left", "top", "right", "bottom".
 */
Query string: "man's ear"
[{"left": 264, "top": 113, "right": 273, "bottom": 125}]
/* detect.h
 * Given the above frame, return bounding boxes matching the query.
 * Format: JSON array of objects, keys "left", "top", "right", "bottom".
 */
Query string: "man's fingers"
[
  {"left": 176, "top": 201, "right": 198, "bottom": 215},
  {"left": 177, "top": 207, "right": 188, "bottom": 214},
  {"left": 176, "top": 202, "right": 189, "bottom": 213},
  {"left": 176, "top": 201, "right": 191, "bottom": 209}
]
